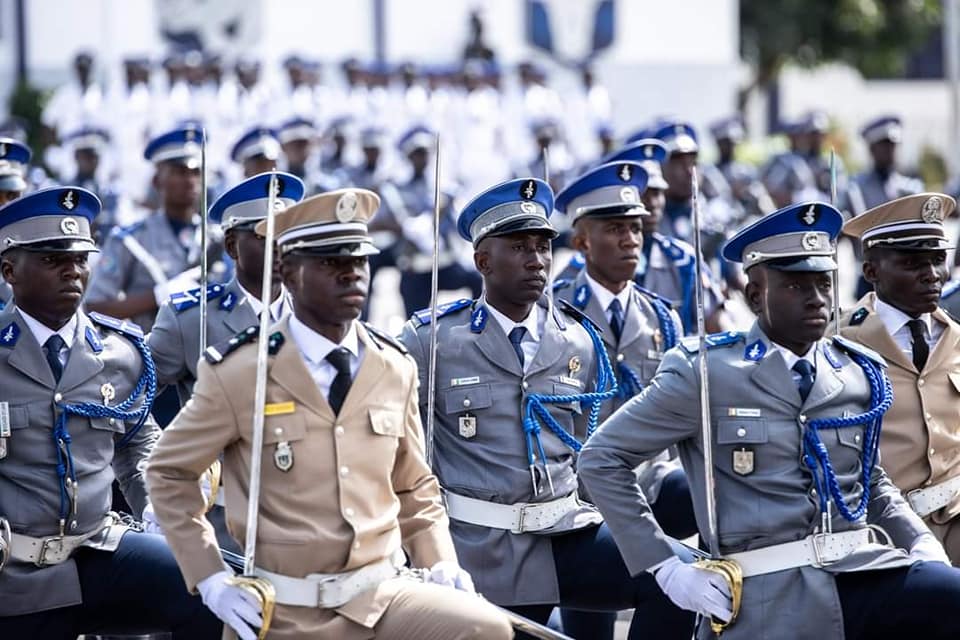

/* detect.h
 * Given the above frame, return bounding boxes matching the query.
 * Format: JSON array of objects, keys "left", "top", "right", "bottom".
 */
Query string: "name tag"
[
  {"left": 451, "top": 376, "right": 480, "bottom": 387},
  {"left": 557, "top": 376, "right": 583, "bottom": 388},
  {"left": 264, "top": 401, "right": 296, "bottom": 416},
  {"left": 727, "top": 407, "right": 761, "bottom": 418},
  {"left": 0, "top": 402, "right": 9, "bottom": 437},
  {"left": 647, "top": 349, "right": 663, "bottom": 360}
]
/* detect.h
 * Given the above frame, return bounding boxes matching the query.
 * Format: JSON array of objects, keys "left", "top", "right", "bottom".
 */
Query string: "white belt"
[
  {"left": 444, "top": 491, "right": 581, "bottom": 534},
  {"left": 907, "top": 475, "right": 960, "bottom": 518},
  {"left": 7, "top": 515, "right": 120, "bottom": 567},
  {"left": 727, "top": 528, "right": 874, "bottom": 578},
  {"left": 254, "top": 549, "right": 405, "bottom": 609}
]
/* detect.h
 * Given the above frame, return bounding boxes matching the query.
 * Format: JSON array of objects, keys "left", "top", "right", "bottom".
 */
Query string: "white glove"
[
  {"left": 153, "top": 268, "right": 201, "bottom": 306},
  {"left": 653, "top": 555, "right": 733, "bottom": 623},
  {"left": 197, "top": 570, "right": 263, "bottom": 640},
  {"left": 428, "top": 560, "right": 476, "bottom": 593},
  {"left": 140, "top": 502, "right": 163, "bottom": 535},
  {"left": 909, "top": 533, "right": 951, "bottom": 565},
  {"left": 401, "top": 215, "right": 435, "bottom": 254}
]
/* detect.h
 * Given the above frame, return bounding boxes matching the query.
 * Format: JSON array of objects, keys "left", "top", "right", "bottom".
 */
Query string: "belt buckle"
[
  {"left": 812, "top": 532, "right": 840, "bottom": 567},
  {"left": 36, "top": 535, "right": 65, "bottom": 567},
  {"left": 513, "top": 504, "right": 531, "bottom": 534},
  {"left": 0, "top": 518, "right": 10, "bottom": 572},
  {"left": 313, "top": 574, "right": 340, "bottom": 608},
  {"left": 905, "top": 488, "right": 922, "bottom": 510}
]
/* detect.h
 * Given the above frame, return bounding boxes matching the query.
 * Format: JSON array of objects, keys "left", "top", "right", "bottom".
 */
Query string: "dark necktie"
[
  {"left": 907, "top": 319, "right": 929, "bottom": 372},
  {"left": 608, "top": 298, "right": 624, "bottom": 343},
  {"left": 44, "top": 334, "right": 66, "bottom": 383},
  {"left": 792, "top": 360, "right": 815, "bottom": 402},
  {"left": 508, "top": 326, "right": 527, "bottom": 368},
  {"left": 325, "top": 348, "right": 353, "bottom": 415}
]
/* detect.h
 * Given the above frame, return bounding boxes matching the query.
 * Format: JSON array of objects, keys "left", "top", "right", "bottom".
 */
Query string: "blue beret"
[
  {"left": 555, "top": 161, "right": 648, "bottom": 222},
  {"left": 209, "top": 172, "right": 305, "bottom": 230},
  {"left": 861, "top": 115, "right": 902, "bottom": 144},
  {"left": 457, "top": 178, "right": 555, "bottom": 245},
  {"left": 0, "top": 186, "right": 100, "bottom": 253},
  {"left": 722, "top": 201, "right": 842, "bottom": 271},
  {"left": 231, "top": 126, "right": 280, "bottom": 163},
  {"left": 144, "top": 126, "right": 203, "bottom": 167}
]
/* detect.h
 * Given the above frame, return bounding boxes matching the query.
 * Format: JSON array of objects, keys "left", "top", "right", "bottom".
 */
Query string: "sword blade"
[
  {"left": 199, "top": 128, "right": 209, "bottom": 353},
  {"left": 829, "top": 148, "right": 841, "bottom": 335},
  {"left": 425, "top": 133, "right": 442, "bottom": 467}
]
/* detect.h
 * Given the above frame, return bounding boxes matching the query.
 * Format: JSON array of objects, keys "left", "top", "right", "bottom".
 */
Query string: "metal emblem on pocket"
[
  {"left": 733, "top": 448, "right": 754, "bottom": 476},
  {"left": 100, "top": 383, "right": 115, "bottom": 406},
  {"left": 274, "top": 441, "right": 293, "bottom": 472},
  {"left": 459, "top": 414, "right": 477, "bottom": 439}
]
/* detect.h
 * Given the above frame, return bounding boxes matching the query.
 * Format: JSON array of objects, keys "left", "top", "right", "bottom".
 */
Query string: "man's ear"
[
  {"left": 223, "top": 229, "right": 239, "bottom": 261},
  {"left": 745, "top": 278, "right": 763, "bottom": 315},
  {"left": 0, "top": 255, "right": 15, "bottom": 286},
  {"left": 570, "top": 224, "right": 589, "bottom": 254},
  {"left": 861, "top": 258, "right": 879, "bottom": 285},
  {"left": 474, "top": 245, "right": 490, "bottom": 275}
]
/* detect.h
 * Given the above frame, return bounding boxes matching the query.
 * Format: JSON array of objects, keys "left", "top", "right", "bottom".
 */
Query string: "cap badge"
[
  {"left": 643, "top": 146, "right": 653, "bottom": 158},
  {"left": 0, "top": 143, "right": 6, "bottom": 157},
  {"left": 568, "top": 356, "right": 581, "bottom": 374},
  {"left": 60, "top": 217, "right": 80, "bottom": 235},
  {"left": 521, "top": 179, "right": 537, "bottom": 200},
  {"left": 186, "top": 128, "right": 196, "bottom": 142},
  {"left": 922, "top": 196, "right": 944, "bottom": 223},
  {"left": 620, "top": 187, "right": 637, "bottom": 203},
  {"left": 618, "top": 164, "right": 632, "bottom": 181},
  {"left": 520, "top": 201, "right": 536, "bottom": 214},
  {"left": 801, "top": 232, "right": 821, "bottom": 251},
  {"left": 336, "top": 191, "right": 358, "bottom": 222},
  {"left": 801, "top": 204, "right": 817, "bottom": 226},
  {"left": 59, "top": 190, "right": 76, "bottom": 211}
]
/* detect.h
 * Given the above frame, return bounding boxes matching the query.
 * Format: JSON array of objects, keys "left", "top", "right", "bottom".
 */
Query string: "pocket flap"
[
  {"left": 262, "top": 413, "right": 307, "bottom": 444},
  {"left": 89, "top": 416, "right": 125, "bottom": 433},
  {"left": 837, "top": 427, "right": 864, "bottom": 450},
  {"left": 442, "top": 384, "right": 492, "bottom": 414},
  {"left": 716, "top": 418, "right": 768, "bottom": 444},
  {"left": 370, "top": 408, "right": 405, "bottom": 437}
]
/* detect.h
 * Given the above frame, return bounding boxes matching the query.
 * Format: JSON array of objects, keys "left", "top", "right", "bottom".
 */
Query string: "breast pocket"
[
  {"left": 716, "top": 418, "right": 769, "bottom": 477},
  {"left": 551, "top": 382, "right": 584, "bottom": 414},
  {"left": 261, "top": 412, "right": 308, "bottom": 475},
  {"left": 442, "top": 384, "right": 493, "bottom": 415},
  {"left": 369, "top": 407, "right": 405, "bottom": 437}
]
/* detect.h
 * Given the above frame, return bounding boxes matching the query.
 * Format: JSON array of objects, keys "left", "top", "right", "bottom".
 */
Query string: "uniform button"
[
  {"left": 335, "top": 426, "right": 345, "bottom": 437},
  {"left": 925, "top": 413, "right": 932, "bottom": 421},
  {"left": 345, "top": 507, "right": 355, "bottom": 517},
  {"left": 522, "top": 381, "right": 529, "bottom": 390},
  {"left": 799, "top": 415, "right": 807, "bottom": 424},
  {"left": 930, "top": 448, "right": 936, "bottom": 456},
  {"left": 810, "top": 488, "right": 818, "bottom": 496},
  {"left": 918, "top": 379, "right": 925, "bottom": 387},
  {"left": 463, "top": 398, "right": 471, "bottom": 408},
  {"left": 736, "top": 427, "right": 747, "bottom": 438},
  {"left": 108, "top": 418, "right": 116, "bottom": 426},
  {"left": 854, "top": 434, "right": 861, "bottom": 443},
  {"left": 616, "top": 353, "right": 625, "bottom": 362},
  {"left": 274, "top": 427, "right": 283, "bottom": 436},
  {"left": 54, "top": 393, "right": 63, "bottom": 402},
  {"left": 340, "top": 466, "right": 350, "bottom": 477},
  {"left": 353, "top": 541, "right": 361, "bottom": 550}
]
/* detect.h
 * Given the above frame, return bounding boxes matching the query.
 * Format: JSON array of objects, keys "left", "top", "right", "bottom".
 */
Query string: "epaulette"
[
  {"left": 111, "top": 220, "right": 146, "bottom": 239},
  {"left": 203, "top": 326, "right": 284, "bottom": 365},
  {"left": 831, "top": 335, "right": 886, "bottom": 368},
  {"left": 942, "top": 279, "right": 960, "bottom": 300},
  {"left": 363, "top": 322, "right": 408, "bottom": 354},
  {"left": 632, "top": 283, "right": 673, "bottom": 308},
  {"left": 169, "top": 283, "right": 227, "bottom": 312},
  {"left": 88, "top": 312, "right": 144, "bottom": 340},
  {"left": 552, "top": 278, "right": 573, "bottom": 291},
  {"left": 411, "top": 298, "right": 472, "bottom": 327},
  {"left": 679, "top": 331, "right": 744, "bottom": 354},
  {"left": 848, "top": 307, "right": 869, "bottom": 326},
  {"left": 557, "top": 298, "right": 602, "bottom": 333}
]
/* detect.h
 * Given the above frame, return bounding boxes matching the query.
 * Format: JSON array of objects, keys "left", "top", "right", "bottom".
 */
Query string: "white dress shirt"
[
  {"left": 874, "top": 298, "right": 944, "bottom": 361},
  {"left": 238, "top": 283, "right": 289, "bottom": 323},
  {"left": 583, "top": 270, "right": 633, "bottom": 327},
  {"left": 771, "top": 341, "right": 818, "bottom": 388},
  {"left": 18, "top": 308, "right": 78, "bottom": 367},
  {"left": 287, "top": 314, "right": 362, "bottom": 398},
  {"left": 485, "top": 298, "right": 544, "bottom": 372}
]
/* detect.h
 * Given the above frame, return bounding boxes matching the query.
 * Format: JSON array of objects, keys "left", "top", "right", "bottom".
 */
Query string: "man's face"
[
  {"left": 243, "top": 156, "right": 276, "bottom": 179},
  {"left": 870, "top": 140, "right": 896, "bottom": 172},
  {"left": 281, "top": 140, "right": 311, "bottom": 168},
  {"left": 225, "top": 229, "right": 280, "bottom": 297},
  {"left": 716, "top": 139, "right": 734, "bottom": 159},
  {"left": 664, "top": 153, "right": 696, "bottom": 200},
  {"left": 1, "top": 250, "right": 90, "bottom": 327},
  {"left": 641, "top": 187, "right": 665, "bottom": 234},
  {"left": 0, "top": 190, "right": 22, "bottom": 205},
  {"left": 362, "top": 146, "right": 380, "bottom": 168},
  {"left": 282, "top": 254, "right": 369, "bottom": 325},
  {"left": 408, "top": 148, "right": 428, "bottom": 174},
  {"left": 155, "top": 162, "right": 200, "bottom": 208},
  {"left": 75, "top": 148, "right": 99, "bottom": 177},
  {"left": 475, "top": 231, "right": 552, "bottom": 306},
  {"left": 573, "top": 216, "right": 642, "bottom": 287},
  {"left": 864, "top": 248, "right": 948, "bottom": 316},
  {"left": 747, "top": 267, "right": 832, "bottom": 354}
]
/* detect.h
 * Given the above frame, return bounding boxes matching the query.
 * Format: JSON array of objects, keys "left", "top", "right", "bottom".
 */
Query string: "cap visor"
[
  {"left": 286, "top": 242, "right": 380, "bottom": 257},
  {"left": 485, "top": 218, "right": 558, "bottom": 240},
  {"left": 13, "top": 239, "right": 99, "bottom": 253},
  {"left": 764, "top": 255, "right": 837, "bottom": 272},
  {"left": 0, "top": 175, "right": 26, "bottom": 191}
]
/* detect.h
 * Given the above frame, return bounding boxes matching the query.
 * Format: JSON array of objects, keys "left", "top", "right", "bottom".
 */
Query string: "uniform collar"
[
  {"left": 16, "top": 307, "right": 78, "bottom": 349},
  {"left": 483, "top": 297, "right": 542, "bottom": 344},
  {"left": 874, "top": 297, "right": 932, "bottom": 338},
  {"left": 582, "top": 269, "right": 631, "bottom": 315},
  {"left": 770, "top": 340, "right": 817, "bottom": 371},
  {"left": 237, "top": 281, "right": 288, "bottom": 322},
  {"left": 287, "top": 313, "right": 359, "bottom": 365}
]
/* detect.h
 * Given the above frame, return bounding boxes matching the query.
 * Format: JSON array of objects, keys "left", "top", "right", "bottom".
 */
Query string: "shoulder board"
[
  {"left": 942, "top": 279, "right": 960, "bottom": 300},
  {"left": 112, "top": 220, "right": 146, "bottom": 239},
  {"left": 552, "top": 278, "right": 573, "bottom": 292},
  {"left": 632, "top": 283, "right": 673, "bottom": 308},
  {"left": 169, "top": 283, "right": 227, "bottom": 313},
  {"left": 556, "top": 298, "right": 601, "bottom": 332},
  {"left": 88, "top": 312, "right": 144, "bottom": 340},
  {"left": 363, "top": 322, "right": 408, "bottom": 354},
  {"left": 679, "top": 331, "right": 744, "bottom": 354},
  {"left": 831, "top": 335, "right": 886, "bottom": 368},
  {"left": 654, "top": 234, "right": 691, "bottom": 261},
  {"left": 203, "top": 326, "right": 284, "bottom": 364},
  {"left": 411, "top": 298, "right": 472, "bottom": 327},
  {"left": 848, "top": 307, "right": 869, "bottom": 326}
]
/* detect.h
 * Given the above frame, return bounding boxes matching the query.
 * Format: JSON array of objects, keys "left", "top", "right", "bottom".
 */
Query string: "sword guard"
[
  {"left": 692, "top": 558, "right": 743, "bottom": 636},
  {"left": 202, "top": 460, "right": 223, "bottom": 513},
  {"left": 225, "top": 574, "right": 276, "bottom": 640}
]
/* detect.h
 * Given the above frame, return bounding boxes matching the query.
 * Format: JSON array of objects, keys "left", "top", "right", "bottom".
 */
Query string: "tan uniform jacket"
[
  {"left": 840, "top": 293, "right": 960, "bottom": 558},
  {"left": 146, "top": 318, "right": 457, "bottom": 638}
]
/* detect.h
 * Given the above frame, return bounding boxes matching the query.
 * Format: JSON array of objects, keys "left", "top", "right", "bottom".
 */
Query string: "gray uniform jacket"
[
  {"left": 579, "top": 323, "right": 927, "bottom": 640},
  {"left": 554, "top": 272, "right": 683, "bottom": 501},
  {"left": 86, "top": 212, "right": 200, "bottom": 332},
  {"left": 853, "top": 169, "right": 924, "bottom": 212},
  {"left": 148, "top": 279, "right": 259, "bottom": 405},
  {"left": 0, "top": 307, "right": 160, "bottom": 615},
  {"left": 399, "top": 296, "right": 601, "bottom": 605}
]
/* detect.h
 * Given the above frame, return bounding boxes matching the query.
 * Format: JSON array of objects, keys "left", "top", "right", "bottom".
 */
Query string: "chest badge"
[
  {"left": 459, "top": 414, "right": 477, "bottom": 439},
  {"left": 732, "top": 448, "right": 754, "bottom": 476},
  {"left": 100, "top": 383, "right": 115, "bottom": 406},
  {"left": 274, "top": 441, "right": 294, "bottom": 472},
  {"left": 568, "top": 356, "right": 581, "bottom": 376}
]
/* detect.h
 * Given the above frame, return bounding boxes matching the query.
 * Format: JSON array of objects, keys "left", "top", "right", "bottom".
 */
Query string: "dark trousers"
[
  {"left": 838, "top": 560, "right": 960, "bottom": 639},
  {"left": 0, "top": 531, "right": 221, "bottom": 640},
  {"left": 507, "top": 523, "right": 695, "bottom": 640},
  {"left": 561, "top": 468, "right": 697, "bottom": 639},
  {"left": 399, "top": 264, "right": 483, "bottom": 317}
]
